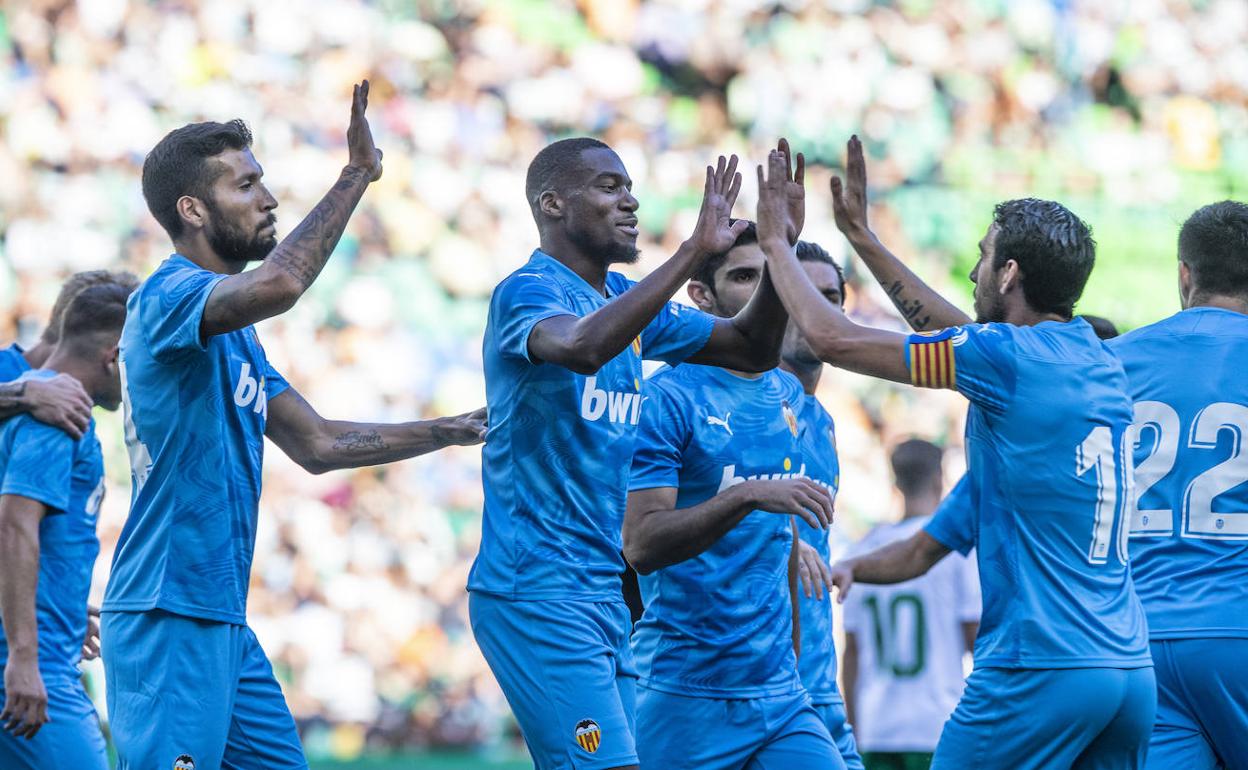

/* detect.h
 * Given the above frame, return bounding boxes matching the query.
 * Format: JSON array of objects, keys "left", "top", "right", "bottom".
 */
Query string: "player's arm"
[
  {"left": 265, "top": 387, "right": 485, "bottom": 475},
  {"left": 829, "top": 531, "right": 951, "bottom": 603},
  {"left": 0, "top": 375, "right": 92, "bottom": 439},
  {"left": 789, "top": 518, "right": 801, "bottom": 658},
  {"left": 199, "top": 81, "right": 384, "bottom": 339},
  {"left": 830, "top": 136, "right": 970, "bottom": 332},
  {"left": 841, "top": 632, "right": 859, "bottom": 729},
  {"left": 623, "top": 480, "right": 833, "bottom": 575},
  {"left": 527, "top": 157, "right": 758, "bottom": 374},
  {"left": 0, "top": 494, "right": 50, "bottom": 738},
  {"left": 755, "top": 148, "right": 911, "bottom": 384}
]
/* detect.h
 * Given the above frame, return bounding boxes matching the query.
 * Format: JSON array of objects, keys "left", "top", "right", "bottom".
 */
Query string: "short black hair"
[
  {"left": 990, "top": 198, "right": 1096, "bottom": 319},
  {"left": 1077, "top": 314, "right": 1119, "bottom": 340},
  {"left": 1178, "top": 200, "right": 1248, "bottom": 300},
  {"left": 142, "top": 120, "right": 253, "bottom": 240},
  {"left": 42, "top": 270, "right": 140, "bottom": 345},
  {"left": 59, "top": 283, "right": 132, "bottom": 354},
  {"left": 525, "top": 137, "right": 611, "bottom": 214},
  {"left": 795, "top": 240, "right": 847, "bottom": 299},
  {"left": 891, "top": 439, "right": 943, "bottom": 497},
  {"left": 692, "top": 220, "right": 758, "bottom": 292}
]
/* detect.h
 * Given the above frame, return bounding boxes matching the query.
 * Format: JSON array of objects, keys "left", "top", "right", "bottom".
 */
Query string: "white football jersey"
[{"left": 842, "top": 515, "right": 981, "bottom": 752}]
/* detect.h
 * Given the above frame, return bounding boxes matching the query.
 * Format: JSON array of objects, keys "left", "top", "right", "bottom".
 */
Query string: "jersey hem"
[
  {"left": 465, "top": 586, "right": 627, "bottom": 605},
  {"left": 973, "top": 655, "right": 1153, "bottom": 670},
  {"left": 100, "top": 598, "right": 245, "bottom": 625},
  {"left": 1148, "top": 629, "right": 1248, "bottom": 640},
  {"left": 637, "top": 676, "right": 803, "bottom": 700}
]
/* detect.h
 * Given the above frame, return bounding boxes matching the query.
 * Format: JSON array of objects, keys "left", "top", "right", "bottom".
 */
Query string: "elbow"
[
  {"left": 622, "top": 533, "right": 658, "bottom": 576},
  {"left": 809, "top": 330, "right": 851, "bottom": 364}
]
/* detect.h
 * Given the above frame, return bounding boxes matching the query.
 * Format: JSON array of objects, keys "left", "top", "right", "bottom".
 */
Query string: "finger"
[
  {"left": 798, "top": 563, "right": 813, "bottom": 598},
  {"left": 787, "top": 503, "right": 821, "bottom": 531},
  {"left": 729, "top": 217, "right": 749, "bottom": 240},
  {"left": 756, "top": 163, "right": 765, "bottom": 194},
  {"left": 705, "top": 165, "right": 714, "bottom": 199},
  {"left": 795, "top": 487, "right": 830, "bottom": 528},
  {"left": 803, "top": 481, "right": 834, "bottom": 527},
  {"left": 830, "top": 175, "right": 844, "bottom": 208},
  {"left": 802, "top": 556, "right": 823, "bottom": 600},
  {"left": 778, "top": 137, "right": 792, "bottom": 181},
  {"left": 721, "top": 154, "right": 739, "bottom": 196},
  {"left": 768, "top": 149, "right": 787, "bottom": 185},
  {"left": 725, "top": 171, "right": 742, "bottom": 209},
  {"left": 795, "top": 152, "right": 805, "bottom": 187},
  {"left": 715, "top": 155, "right": 726, "bottom": 184},
  {"left": 351, "top": 84, "right": 360, "bottom": 118},
  {"left": 361, "top": 79, "right": 370, "bottom": 109}
]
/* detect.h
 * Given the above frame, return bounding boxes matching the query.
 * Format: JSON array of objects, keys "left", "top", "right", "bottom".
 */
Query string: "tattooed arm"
[
  {"left": 200, "top": 80, "right": 385, "bottom": 339},
  {"left": 831, "top": 136, "right": 970, "bottom": 331},
  {"left": 264, "top": 388, "right": 485, "bottom": 475}
]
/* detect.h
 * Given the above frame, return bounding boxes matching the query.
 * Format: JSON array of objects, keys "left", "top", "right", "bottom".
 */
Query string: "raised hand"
[
  {"left": 796, "top": 540, "right": 835, "bottom": 600},
  {"left": 26, "top": 373, "right": 92, "bottom": 439},
  {"left": 777, "top": 138, "right": 806, "bottom": 245},
  {"left": 347, "top": 80, "right": 384, "bottom": 183},
  {"left": 686, "top": 155, "right": 749, "bottom": 258},
  {"left": 1, "top": 659, "right": 48, "bottom": 738},
  {"left": 756, "top": 145, "right": 804, "bottom": 247},
  {"left": 741, "top": 478, "right": 834, "bottom": 531},
  {"left": 830, "top": 135, "right": 869, "bottom": 237}
]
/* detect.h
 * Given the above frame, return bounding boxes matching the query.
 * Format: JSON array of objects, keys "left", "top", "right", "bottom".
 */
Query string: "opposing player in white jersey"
[{"left": 841, "top": 440, "right": 979, "bottom": 770}]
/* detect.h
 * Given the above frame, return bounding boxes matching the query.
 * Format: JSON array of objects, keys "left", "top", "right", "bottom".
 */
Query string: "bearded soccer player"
[
  {"left": 758, "top": 139, "right": 1152, "bottom": 770},
  {"left": 0, "top": 270, "right": 138, "bottom": 440},
  {"left": 624, "top": 222, "right": 841, "bottom": 769},
  {"left": 101, "top": 82, "right": 485, "bottom": 770},
  {"left": 470, "top": 142, "right": 787, "bottom": 770},
  {"left": 0, "top": 284, "right": 132, "bottom": 770},
  {"left": 1109, "top": 200, "right": 1248, "bottom": 770}
]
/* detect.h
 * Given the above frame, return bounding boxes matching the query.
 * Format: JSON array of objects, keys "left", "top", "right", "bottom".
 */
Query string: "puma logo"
[{"left": 706, "top": 412, "right": 733, "bottom": 436}]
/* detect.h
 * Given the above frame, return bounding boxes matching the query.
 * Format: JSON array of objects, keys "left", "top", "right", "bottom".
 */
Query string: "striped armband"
[{"left": 908, "top": 330, "right": 959, "bottom": 389}]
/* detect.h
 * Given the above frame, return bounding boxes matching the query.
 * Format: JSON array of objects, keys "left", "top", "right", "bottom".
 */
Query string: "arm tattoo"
[
  {"left": 886, "top": 280, "right": 932, "bottom": 330},
  {"left": 331, "top": 429, "right": 389, "bottom": 453},
  {"left": 0, "top": 381, "right": 26, "bottom": 412},
  {"left": 269, "top": 166, "right": 370, "bottom": 290}
]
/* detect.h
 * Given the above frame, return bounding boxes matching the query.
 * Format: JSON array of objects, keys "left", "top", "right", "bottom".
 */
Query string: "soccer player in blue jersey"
[
  {"left": 470, "top": 139, "right": 790, "bottom": 770},
  {"left": 0, "top": 283, "right": 132, "bottom": 770},
  {"left": 101, "top": 81, "right": 486, "bottom": 770},
  {"left": 623, "top": 223, "right": 841, "bottom": 770},
  {"left": 0, "top": 271, "right": 137, "bottom": 439},
  {"left": 757, "top": 139, "right": 1153, "bottom": 769},
  {"left": 1109, "top": 200, "right": 1248, "bottom": 770}
]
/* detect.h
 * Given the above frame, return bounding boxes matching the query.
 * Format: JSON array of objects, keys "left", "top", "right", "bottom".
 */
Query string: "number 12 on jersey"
[{"left": 1076, "top": 425, "right": 1133, "bottom": 565}]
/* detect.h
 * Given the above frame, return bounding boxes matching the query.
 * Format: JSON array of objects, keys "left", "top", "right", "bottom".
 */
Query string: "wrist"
[
  {"left": 6, "top": 645, "right": 37, "bottom": 664},
  {"left": 758, "top": 235, "right": 791, "bottom": 255},
  {"left": 844, "top": 226, "right": 878, "bottom": 249},
  {"left": 340, "top": 164, "right": 373, "bottom": 185},
  {"left": 731, "top": 480, "right": 760, "bottom": 509}
]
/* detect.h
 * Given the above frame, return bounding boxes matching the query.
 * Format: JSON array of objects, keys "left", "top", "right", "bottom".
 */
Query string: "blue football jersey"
[
  {"left": 102, "top": 255, "right": 288, "bottom": 624},
  {"left": 792, "top": 386, "right": 842, "bottom": 704},
  {"left": 1110, "top": 308, "right": 1248, "bottom": 639},
  {"left": 0, "top": 343, "right": 30, "bottom": 381},
  {"left": 629, "top": 364, "right": 806, "bottom": 698},
  {"left": 0, "top": 370, "right": 104, "bottom": 682},
  {"left": 469, "top": 251, "right": 715, "bottom": 602},
  {"left": 914, "top": 319, "right": 1150, "bottom": 668}
]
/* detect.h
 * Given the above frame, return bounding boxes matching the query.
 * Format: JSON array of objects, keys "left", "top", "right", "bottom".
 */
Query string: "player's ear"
[
  {"left": 177, "top": 195, "right": 208, "bottom": 232},
  {"left": 686, "top": 281, "right": 716, "bottom": 313},
  {"left": 1178, "top": 260, "right": 1194, "bottom": 307},
  {"left": 538, "top": 189, "right": 564, "bottom": 220},
  {"left": 999, "top": 259, "right": 1021, "bottom": 295}
]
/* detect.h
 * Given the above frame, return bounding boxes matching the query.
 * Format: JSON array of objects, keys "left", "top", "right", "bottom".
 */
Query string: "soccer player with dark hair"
[
  {"left": 841, "top": 441, "right": 980, "bottom": 770},
  {"left": 1109, "top": 199, "right": 1248, "bottom": 769},
  {"left": 0, "top": 270, "right": 138, "bottom": 439},
  {"left": 757, "top": 139, "right": 1152, "bottom": 769},
  {"left": 623, "top": 220, "right": 844, "bottom": 769},
  {"left": 470, "top": 139, "right": 788, "bottom": 770},
  {"left": 0, "top": 283, "right": 133, "bottom": 769},
  {"left": 101, "top": 82, "right": 486, "bottom": 770}
]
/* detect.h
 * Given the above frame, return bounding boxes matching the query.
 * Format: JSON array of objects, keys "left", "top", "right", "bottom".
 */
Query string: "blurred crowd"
[{"left": 1, "top": 0, "right": 1243, "bottom": 759}]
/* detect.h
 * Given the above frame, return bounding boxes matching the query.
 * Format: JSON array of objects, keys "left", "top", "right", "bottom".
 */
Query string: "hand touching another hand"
[
  {"left": 796, "top": 540, "right": 835, "bottom": 600},
  {"left": 755, "top": 140, "right": 806, "bottom": 247},
  {"left": 686, "top": 155, "right": 749, "bottom": 258}
]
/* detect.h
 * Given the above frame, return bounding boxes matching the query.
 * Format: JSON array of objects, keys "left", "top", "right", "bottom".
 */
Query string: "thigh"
[
  {"left": 815, "top": 701, "right": 866, "bottom": 770},
  {"left": 1174, "top": 638, "right": 1248, "bottom": 769},
  {"left": 1145, "top": 641, "right": 1218, "bottom": 770},
  {"left": 1074, "top": 667, "right": 1156, "bottom": 770},
  {"left": 636, "top": 687, "right": 757, "bottom": 770},
  {"left": 748, "top": 693, "right": 845, "bottom": 770},
  {"left": 0, "top": 680, "right": 108, "bottom": 770},
  {"left": 221, "top": 626, "right": 307, "bottom": 770},
  {"left": 102, "top": 610, "right": 238, "bottom": 770},
  {"left": 470, "top": 593, "right": 637, "bottom": 770}
]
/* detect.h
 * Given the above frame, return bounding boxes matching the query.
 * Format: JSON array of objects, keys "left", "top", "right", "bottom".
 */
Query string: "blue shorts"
[
  {"left": 1146, "top": 637, "right": 1248, "bottom": 770},
  {"left": 815, "top": 699, "right": 866, "bottom": 770},
  {"left": 0, "top": 677, "right": 107, "bottom": 770},
  {"left": 101, "top": 610, "right": 306, "bottom": 770},
  {"left": 469, "top": 593, "right": 637, "bottom": 770},
  {"left": 933, "top": 666, "right": 1155, "bottom": 770},
  {"left": 636, "top": 685, "right": 845, "bottom": 770}
]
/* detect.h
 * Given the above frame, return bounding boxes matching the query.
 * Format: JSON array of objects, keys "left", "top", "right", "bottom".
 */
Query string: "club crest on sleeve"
[
  {"left": 631, "top": 336, "right": 642, "bottom": 356},
  {"left": 575, "top": 718, "right": 601, "bottom": 753},
  {"left": 173, "top": 755, "right": 195, "bottom": 770},
  {"left": 781, "top": 401, "right": 798, "bottom": 437}
]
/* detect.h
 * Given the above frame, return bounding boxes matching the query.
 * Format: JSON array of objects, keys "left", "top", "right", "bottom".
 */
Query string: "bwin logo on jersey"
[
  {"left": 580, "top": 376, "right": 644, "bottom": 425},
  {"left": 718, "top": 462, "right": 807, "bottom": 493},
  {"left": 233, "top": 362, "right": 269, "bottom": 419}
]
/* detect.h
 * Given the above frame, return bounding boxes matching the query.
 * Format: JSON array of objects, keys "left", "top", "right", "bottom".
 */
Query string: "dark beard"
[
  {"left": 205, "top": 202, "right": 277, "bottom": 264},
  {"left": 974, "top": 292, "right": 1007, "bottom": 324},
  {"left": 568, "top": 227, "right": 639, "bottom": 266}
]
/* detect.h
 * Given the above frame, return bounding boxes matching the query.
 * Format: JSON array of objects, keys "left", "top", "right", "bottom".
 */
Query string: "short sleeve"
[
  {"left": 0, "top": 419, "right": 74, "bottom": 513},
  {"left": 628, "top": 383, "right": 690, "bottom": 492},
  {"left": 905, "top": 324, "right": 1017, "bottom": 414},
  {"left": 492, "top": 272, "right": 576, "bottom": 363},
  {"left": 264, "top": 362, "right": 289, "bottom": 401},
  {"left": 924, "top": 474, "right": 976, "bottom": 556},
  {"left": 955, "top": 548, "right": 982, "bottom": 623},
  {"left": 606, "top": 274, "right": 716, "bottom": 366},
  {"left": 141, "top": 264, "right": 228, "bottom": 361}
]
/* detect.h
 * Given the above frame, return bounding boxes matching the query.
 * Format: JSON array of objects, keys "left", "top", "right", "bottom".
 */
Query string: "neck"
[
  {"left": 42, "top": 350, "right": 99, "bottom": 406},
  {"left": 172, "top": 237, "right": 246, "bottom": 276},
  {"left": 780, "top": 358, "right": 821, "bottom": 395},
  {"left": 1187, "top": 293, "right": 1248, "bottom": 315},
  {"left": 1004, "top": 304, "right": 1067, "bottom": 327},
  {"left": 538, "top": 233, "right": 609, "bottom": 294},
  {"left": 902, "top": 489, "right": 940, "bottom": 520},
  {"left": 22, "top": 342, "right": 52, "bottom": 369}
]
